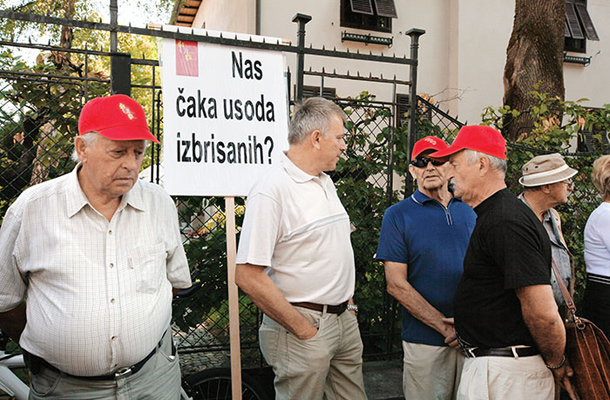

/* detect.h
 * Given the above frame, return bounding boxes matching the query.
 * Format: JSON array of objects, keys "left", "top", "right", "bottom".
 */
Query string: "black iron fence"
[
  {"left": 1, "top": 8, "right": 608, "bottom": 378},
  {"left": 0, "top": 10, "right": 425, "bottom": 373}
]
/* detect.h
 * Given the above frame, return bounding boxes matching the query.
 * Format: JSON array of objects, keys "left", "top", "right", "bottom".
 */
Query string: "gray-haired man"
[{"left": 236, "top": 97, "right": 367, "bottom": 400}]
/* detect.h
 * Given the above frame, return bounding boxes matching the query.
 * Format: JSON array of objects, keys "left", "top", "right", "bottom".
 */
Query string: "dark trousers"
[{"left": 582, "top": 280, "right": 610, "bottom": 339}]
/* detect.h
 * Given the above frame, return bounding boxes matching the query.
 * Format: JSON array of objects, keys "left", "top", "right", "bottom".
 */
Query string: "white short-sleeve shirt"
[
  {"left": 584, "top": 202, "right": 610, "bottom": 276},
  {"left": 236, "top": 153, "right": 355, "bottom": 304},
  {"left": 0, "top": 166, "right": 192, "bottom": 376}
]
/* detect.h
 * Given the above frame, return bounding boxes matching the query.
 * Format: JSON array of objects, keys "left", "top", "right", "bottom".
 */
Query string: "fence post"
[
  {"left": 405, "top": 28, "right": 425, "bottom": 196},
  {"left": 292, "top": 13, "right": 312, "bottom": 104},
  {"left": 108, "top": 0, "right": 131, "bottom": 95},
  {"left": 110, "top": 0, "right": 118, "bottom": 53},
  {"left": 111, "top": 53, "right": 132, "bottom": 96}
]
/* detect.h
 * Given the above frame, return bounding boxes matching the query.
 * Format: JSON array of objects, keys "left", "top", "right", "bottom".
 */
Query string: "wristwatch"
[{"left": 347, "top": 304, "right": 359, "bottom": 314}]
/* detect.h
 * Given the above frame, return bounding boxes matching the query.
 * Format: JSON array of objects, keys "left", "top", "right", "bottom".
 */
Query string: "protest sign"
[{"left": 162, "top": 30, "right": 289, "bottom": 196}]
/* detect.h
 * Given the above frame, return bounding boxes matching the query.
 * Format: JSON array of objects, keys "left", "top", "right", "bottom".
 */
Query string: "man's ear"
[
  {"left": 478, "top": 155, "right": 491, "bottom": 175},
  {"left": 311, "top": 129, "right": 322, "bottom": 149},
  {"left": 408, "top": 164, "right": 418, "bottom": 181},
  {"left": 540, "top": 184, "right": 552, "bottom": 194},
  {"left": 74, "top": 136, "right": 88, "bottom": 162}
]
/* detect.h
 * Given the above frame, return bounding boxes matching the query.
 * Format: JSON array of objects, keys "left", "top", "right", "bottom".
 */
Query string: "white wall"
[
  {"left": 191, "top": 0, "right": 610, "bottom": 125},
  {"left": 193, "top": 0, "right": 256, "bottom": 34}
]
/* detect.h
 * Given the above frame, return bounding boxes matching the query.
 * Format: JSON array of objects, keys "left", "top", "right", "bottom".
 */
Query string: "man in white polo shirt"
[{"left": 236, "top": 97, "right": 367, "bottom": 400}]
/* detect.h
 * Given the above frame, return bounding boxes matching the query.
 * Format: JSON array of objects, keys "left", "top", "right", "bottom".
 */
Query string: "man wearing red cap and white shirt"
[
  {"left": 0, "top": 94, "right": 191, "bottom": 399},
  {"left": 429, "top": 126, "right": 577, "bottom": 400},
  {"left": 376, "top": 136, "right": 476, "bottom": 400}
]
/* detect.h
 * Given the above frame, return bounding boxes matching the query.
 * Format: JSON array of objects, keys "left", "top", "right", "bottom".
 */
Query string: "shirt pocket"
[{"left": 129, "top": 243, "right": 166, "bottom": 294}]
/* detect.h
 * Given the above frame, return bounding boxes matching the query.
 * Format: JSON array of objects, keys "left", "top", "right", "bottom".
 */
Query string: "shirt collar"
[
  {"left": 411, "top": 188, "right": 460, "bottom": 206},
  {"left": 65, "top": 165, "right": 145, "bottom": 218},
  {"left": 281, "top": 152, "right": 329, "bottom": 184}
]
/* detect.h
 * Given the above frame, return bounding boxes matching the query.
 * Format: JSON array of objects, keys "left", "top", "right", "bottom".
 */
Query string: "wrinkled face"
[
  {"left": 447, "top": 150, "right": 479, "bottom": 205},
  {"left": 318, "top": 115, "right": 347, "bottom": 172},
  {"left": 77, "top": 135, "right": 145, "bottom": 200},
  {"left": 550, "top": 178, "right": 574, "bottom": 206},
  {"left": 409, "top": 154, "right": 449, "bottom": 192}
]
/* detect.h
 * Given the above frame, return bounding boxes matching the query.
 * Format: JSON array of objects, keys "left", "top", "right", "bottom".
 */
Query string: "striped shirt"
[{"left": 0, "top": 166, "right": 191, "bottom": 376}]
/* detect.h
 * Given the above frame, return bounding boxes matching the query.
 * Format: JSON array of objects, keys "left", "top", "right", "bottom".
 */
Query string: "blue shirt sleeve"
[{"left": 376, "top": 205, "right": 409, "bottom": 264}]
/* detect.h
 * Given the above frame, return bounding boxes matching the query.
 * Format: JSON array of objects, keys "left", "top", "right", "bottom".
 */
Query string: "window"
[
  {"left": 395, "top": 93, "right": 409, "bottom": 129},
  {"left": 341, "top": 0, "right": 397, "bottom": 33},
  {"left": 565, "top": 0, "right": 599, "bottom": 53},
  {"left": 301, "top": 85, "right": 337, "bottom": 99}
]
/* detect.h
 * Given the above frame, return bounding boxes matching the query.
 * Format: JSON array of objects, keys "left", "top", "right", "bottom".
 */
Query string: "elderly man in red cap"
[
  {"left": 376, "top": 136, "right": 476, "bottom": 400},
  {"left": 0, "top": 95, "right": 191, "bottom": 399},
  {"left": 430, "top": 126, "right": 578, "bottom": 400}
]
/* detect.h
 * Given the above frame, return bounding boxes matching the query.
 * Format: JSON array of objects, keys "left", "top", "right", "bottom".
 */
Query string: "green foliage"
[
  {"left": 482, "top": 89, "right": 609, "bottom": 304},
  {"left": 0, "top": 49, "right": 109, "bottom": 214},
  {"left": 334, "top": 93, "right": 403, "bottom": 356}
]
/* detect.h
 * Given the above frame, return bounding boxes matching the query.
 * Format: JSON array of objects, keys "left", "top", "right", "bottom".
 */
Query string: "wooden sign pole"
[{"left": 225, "top": 196, "right": 242, "bottom": 400}]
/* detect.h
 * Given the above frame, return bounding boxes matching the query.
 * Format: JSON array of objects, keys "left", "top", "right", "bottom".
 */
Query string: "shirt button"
[
  {"left": 108, "top": 230, "right": 113, "bottom": 235},
  {"left": 110, "top": 298, "right": 115, "bottom": 304},
  {"left": 109, "top": 263, "right": 114, "bottom": 268},
  {"left": 111, "top": 335, "right": 117, "bottom": 340}
]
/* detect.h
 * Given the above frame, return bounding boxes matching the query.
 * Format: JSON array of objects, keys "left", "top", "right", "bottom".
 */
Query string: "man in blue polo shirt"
[{"left": 376, "top": 136, "right": 476, "bottom": 400}]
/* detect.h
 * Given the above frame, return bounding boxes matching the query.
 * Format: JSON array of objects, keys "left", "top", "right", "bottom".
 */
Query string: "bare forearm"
[
  {"left": 517, "top": 285, "right": 565, "bottom": 365},
  {"left": 235, "top": 263, "right": 317, "bottom": 339},
  {"left": 0, "top": 302, "right": 26, "bottom": 343},
  {"left": 389, "top": 283, "right": 448, "bottom": 334},
  {"left": 518, "top": 285, "right": 577, "bottom": 398},
  {"left": 385, "top": 261, "right": 450, "bottom": 337}
]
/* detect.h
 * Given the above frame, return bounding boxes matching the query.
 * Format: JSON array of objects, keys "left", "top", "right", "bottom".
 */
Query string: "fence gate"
[{"left": 0, "top": 8, "right": 443, "bottom": 374}]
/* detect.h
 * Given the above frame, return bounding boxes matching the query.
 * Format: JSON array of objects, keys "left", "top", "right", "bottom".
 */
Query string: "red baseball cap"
[
  {"left": 412, "top": 136, "right": 448, "bottom": 160},
  {"left": 78, "top": 94, "right": 159, "bottom": 144},
  {"left": 429, "top": 125, "right": 506, "bottom": 160}
]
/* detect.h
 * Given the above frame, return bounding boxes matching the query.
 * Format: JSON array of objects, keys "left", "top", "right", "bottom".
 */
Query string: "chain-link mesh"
[{"left": 2, "top": 25, "right": 609, "bottom": 380}]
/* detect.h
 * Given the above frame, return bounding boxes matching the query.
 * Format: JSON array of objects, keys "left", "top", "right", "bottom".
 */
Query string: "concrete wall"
[{"left": 190, "top": 0, "right": 610, "bottom": 125}]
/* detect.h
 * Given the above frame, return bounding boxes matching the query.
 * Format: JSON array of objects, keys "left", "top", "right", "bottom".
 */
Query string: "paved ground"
[{"left": 363, "top": 359, "right": 404, "bottom": 400}]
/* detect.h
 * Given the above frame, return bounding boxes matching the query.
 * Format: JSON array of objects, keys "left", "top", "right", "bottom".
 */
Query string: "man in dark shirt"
[{"left": 430, "top": 125, "right": 577, "bottom": 400}]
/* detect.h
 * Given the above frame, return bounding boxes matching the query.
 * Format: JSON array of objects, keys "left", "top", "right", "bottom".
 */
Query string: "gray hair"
[
  {"left": 288, "top": 97, "right": 347, "bottom": 145},
  {"left": 592, "top": 155, "right": 610, "bottom": 198},
  {"left": 72, "top": 132, "right": 100, "bottom": 162},
  {"left": 72, "top": 132, "right": 148, "bottom": 162},
  {"left": 463, "top": 149, "right": 507, "bottom": 174}
]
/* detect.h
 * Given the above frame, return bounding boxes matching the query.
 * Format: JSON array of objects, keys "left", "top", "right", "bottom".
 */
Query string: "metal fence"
[
  {"left": 1, "top": 8, "right": 608, "bottom": 378},
  {"left": 0, "top": 10, "right": 426, "bottom": 374}
]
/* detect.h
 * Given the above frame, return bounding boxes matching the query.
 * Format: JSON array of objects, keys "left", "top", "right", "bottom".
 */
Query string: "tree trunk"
[
  {"left": 503, "top": 0, "right": 565, "bottom": 141},
  {"left": 60, "top": 0, "right": 76, "bottom": 49}
]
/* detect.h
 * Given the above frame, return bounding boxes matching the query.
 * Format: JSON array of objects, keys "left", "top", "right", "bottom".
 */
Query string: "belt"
[
  {"left": 37, "top": 346, "right": 157, "bottom": 380},
  {"left": 463, "top": 346, "right": 540, "bottom": 359},
  {"left": 291, "top": 301, "right": 349, "bottom": 314},
  {"left": 588, "top": 273, "right": 610, "bottom": 286}
]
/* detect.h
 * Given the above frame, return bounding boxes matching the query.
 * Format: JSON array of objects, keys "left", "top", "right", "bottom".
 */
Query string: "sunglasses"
[{"left": 410, "top": 157, "right": 446, "bottom": 168}]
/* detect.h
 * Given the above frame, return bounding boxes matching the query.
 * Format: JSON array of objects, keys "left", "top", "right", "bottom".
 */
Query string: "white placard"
[{"left": 161, "top": 29, "right": 289, "bottom": 196}]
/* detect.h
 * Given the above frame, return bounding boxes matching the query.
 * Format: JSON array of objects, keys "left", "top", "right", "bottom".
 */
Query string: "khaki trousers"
[
  {"left": 259, "top": 307, "right": 367, "bottom": 400},
  {"left": 402, "top": 341, "right": 464, "bottom": 400},
  {"left": 29, "top": 328, "right": 181, "bottom": 400},
  {"left": 457, "top": 354, "right": 555, "bottom": 400}
]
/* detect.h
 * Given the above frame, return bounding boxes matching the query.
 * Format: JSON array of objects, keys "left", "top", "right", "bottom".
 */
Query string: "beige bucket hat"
[{"left": 519, "top": 153, "right": 578, "bottom": 187}]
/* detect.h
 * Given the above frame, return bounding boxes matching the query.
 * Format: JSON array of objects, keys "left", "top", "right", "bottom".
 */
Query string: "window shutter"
[
  {"left": 565, "top": 19, "right": 571, "bottom": 38},
  {"left": 575, "top": 3, "right": 599, "bottom": 41},
  {"left": 350, "top": 0, "right": 374, "bottom": 15},
  {"left": 374, "top": 0, "right": 398, "bottom": 18},
  {"left": 565, "top": 2, "right": 585, "bottom": 40}
]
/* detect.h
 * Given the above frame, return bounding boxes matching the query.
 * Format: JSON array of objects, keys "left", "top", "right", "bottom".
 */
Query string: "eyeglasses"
[
  {"left": 560, "top": 179, "right": 574, "bottom": 189},
  {"left": 410, "top": 157, "right": 446, "bottom": 168}
]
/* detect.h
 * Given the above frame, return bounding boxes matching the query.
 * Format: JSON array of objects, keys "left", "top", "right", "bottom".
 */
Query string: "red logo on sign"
[{"left": 176, "top": 40, "right": 198, "bottom": 77}]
